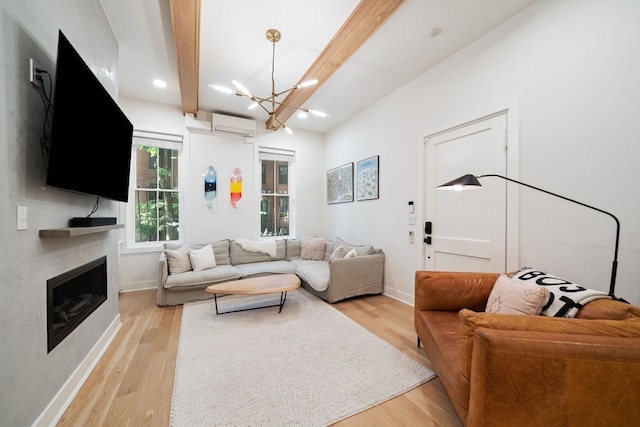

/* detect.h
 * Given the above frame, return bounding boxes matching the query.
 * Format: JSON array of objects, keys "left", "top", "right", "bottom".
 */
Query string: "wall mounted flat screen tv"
[{"left": 47, "top": 30, "right": 133, "bottom": 203}]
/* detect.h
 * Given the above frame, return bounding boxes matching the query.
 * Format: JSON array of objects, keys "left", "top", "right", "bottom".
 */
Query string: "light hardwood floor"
[{"left": 57, "top": 289, "right": 462, "bottom": 427}]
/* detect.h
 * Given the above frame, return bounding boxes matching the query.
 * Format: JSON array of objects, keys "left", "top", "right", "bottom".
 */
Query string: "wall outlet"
[{"left": 29, "top": 58, "right": 41, "bottom": 86}]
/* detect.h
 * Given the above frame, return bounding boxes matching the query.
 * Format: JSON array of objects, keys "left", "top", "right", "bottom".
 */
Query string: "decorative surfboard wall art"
[
  {"left": 204, "top": 166, "right": 217, "bottom": 208},
  {"left": 230, "top": 167, "right": 242, "bottom": 208}
]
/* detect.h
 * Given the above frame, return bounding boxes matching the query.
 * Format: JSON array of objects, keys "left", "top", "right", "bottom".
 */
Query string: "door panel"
[{"left": 424, "top": 115, "right": 507, "bottom": 272}]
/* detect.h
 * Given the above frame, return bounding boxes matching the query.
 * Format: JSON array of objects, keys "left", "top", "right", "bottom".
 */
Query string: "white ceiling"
[{"left": 100, "top": 0, "right": 536, "bottom": 134}]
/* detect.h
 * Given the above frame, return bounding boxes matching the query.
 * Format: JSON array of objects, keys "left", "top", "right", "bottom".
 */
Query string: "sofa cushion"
[
  {"left": 189, "top": 244, "right": 217, "bottom": 271},
  {"left": 329, "top": 244, "right": 347, "bottom": 260},
  {"left": 210, "top": 239, "right": 231, "bottom": 265},
  {"left": 290, "top": 259, "right": 330, "bottom": 292},
  {"left": 164, "top": 265, "right": 241, "bottom": 289},
  {"left": 344, "top": 248, "right": 358, "bottom": 258},
  {"left": 166, "top": 240, "right": 231, "bottom": 265},
  {"left": 230, "top": 240, "right": 285, "bottom": 265},
  {"left": 485, "top": 274, "right": 549, "bottom": 315},
  {"left": 458, "top": 309, "right": 640, "bottom": 380},
  {"left": 286, "top": 239, "right": 301, "bottom": 260},
  {"left": 286, "top": 239, "right": 336, "bottom": 260},
  {"left": 165, "top": 246, "right": 192, "bottom": 274},
  {"left": 235, "top": 260, "right": 297, "bottom": 277},
  {"left": 336, "top": 237, "right": 374, "bottom": 256},
  {"left": 300, "top": 237, "right": 326, "bottom": 260},
  {"left": 324, "top": 240, "right": 335, "bottom": 260}
]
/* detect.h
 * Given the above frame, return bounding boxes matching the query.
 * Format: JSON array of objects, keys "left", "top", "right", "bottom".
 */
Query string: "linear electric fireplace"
[{"left": 47, "top": 256, "right": 108, "bottom": 353}]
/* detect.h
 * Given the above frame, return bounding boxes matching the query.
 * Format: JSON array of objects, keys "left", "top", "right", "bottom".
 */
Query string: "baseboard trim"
[
  {"left": 383, "top": 287, "right": 413, "bottom": 306},
  {"left": 120, "top": 279, "right": 157, "bottom": 292},
  {"left": 32, "top": 315, "right": 122, "bottom": 427}
]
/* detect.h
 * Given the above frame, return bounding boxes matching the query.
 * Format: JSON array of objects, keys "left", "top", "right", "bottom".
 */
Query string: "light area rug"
[{"left": 170, "top": 288, "right": 436, "bottom": 426}]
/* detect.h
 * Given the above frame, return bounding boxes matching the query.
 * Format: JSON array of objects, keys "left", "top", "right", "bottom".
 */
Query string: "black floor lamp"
[{"left": 437, "top": 174, "right": 620, "bottom": 296}]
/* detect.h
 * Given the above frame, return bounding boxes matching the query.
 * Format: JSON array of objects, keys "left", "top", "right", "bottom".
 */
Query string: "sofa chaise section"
[{"left": 287, "top": 238, "right": 385, "bottom": 303}]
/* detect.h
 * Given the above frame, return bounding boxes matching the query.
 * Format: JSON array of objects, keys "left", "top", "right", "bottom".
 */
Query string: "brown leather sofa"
[{"left": 414, "top": 271, "right": 640, "bottom": 427}]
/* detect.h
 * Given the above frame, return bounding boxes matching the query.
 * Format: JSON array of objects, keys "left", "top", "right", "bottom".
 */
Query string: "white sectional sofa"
[{"left": 157, "top": 237, "right": 385, "bottom": 306}]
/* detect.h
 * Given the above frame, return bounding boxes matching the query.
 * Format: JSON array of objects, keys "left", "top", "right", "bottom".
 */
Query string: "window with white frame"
[
  {"left": 259, "top": 148, "right": 295, "bottom": 237},
  {"left": 128, "top": 131, "right": 183, "bottom": 245}
]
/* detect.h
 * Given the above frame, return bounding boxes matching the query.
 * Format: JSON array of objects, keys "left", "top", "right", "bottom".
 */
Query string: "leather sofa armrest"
[
  {"left": 467, "top": 327, "right": 640, "bottom": 427},
  {"left": 415, "top": 271, "right": 499, "bottom": 312}
]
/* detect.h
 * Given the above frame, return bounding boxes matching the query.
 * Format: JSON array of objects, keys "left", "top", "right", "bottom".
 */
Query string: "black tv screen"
[{"left": 47, "top": 30, "right": 133, "bottom": 203}]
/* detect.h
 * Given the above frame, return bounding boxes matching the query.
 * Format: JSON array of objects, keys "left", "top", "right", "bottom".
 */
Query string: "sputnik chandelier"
[{"left": 209, "top": 29, "right": 329, "bottom": 134}]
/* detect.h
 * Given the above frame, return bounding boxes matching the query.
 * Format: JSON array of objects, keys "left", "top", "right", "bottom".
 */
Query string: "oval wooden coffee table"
[{"left": 205, "top": 274, "right": 300, "bottom": 315}]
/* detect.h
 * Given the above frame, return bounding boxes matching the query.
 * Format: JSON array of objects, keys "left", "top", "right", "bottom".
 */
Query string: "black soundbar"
[{"left": 69, "top": 217, "right": 117, "bottom": 227}]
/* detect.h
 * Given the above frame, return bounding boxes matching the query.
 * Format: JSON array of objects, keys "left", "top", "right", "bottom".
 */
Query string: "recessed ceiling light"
[
  {"left": 428, "top": 28, "right": 441, "bottom": 38},
  {"left": 153, "top": 79, "right": 167, "bottom": 88}
]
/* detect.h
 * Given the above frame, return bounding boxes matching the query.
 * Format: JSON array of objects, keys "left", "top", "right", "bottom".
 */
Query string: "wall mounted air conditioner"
[{"left": 211, "top": 113, "right": 257, "bottom": 137}]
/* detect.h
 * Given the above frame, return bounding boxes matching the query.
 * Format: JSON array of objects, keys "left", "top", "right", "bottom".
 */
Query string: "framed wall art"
[
  {"left": 356, "top": 155, "right": 379, "bottom": 201},
  {"left": 326, "top": 162, "right": 354, "bottom": 204}
]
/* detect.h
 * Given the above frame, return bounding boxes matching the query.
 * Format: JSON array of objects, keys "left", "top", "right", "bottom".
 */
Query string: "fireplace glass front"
[{"left": 47, "top": 256, "right": 108, "bottom": 353}]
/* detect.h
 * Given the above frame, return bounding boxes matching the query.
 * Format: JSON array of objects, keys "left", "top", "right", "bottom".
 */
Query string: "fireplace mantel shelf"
[{"left": 39, "top": 224, "right": 124, "bottom": 237}]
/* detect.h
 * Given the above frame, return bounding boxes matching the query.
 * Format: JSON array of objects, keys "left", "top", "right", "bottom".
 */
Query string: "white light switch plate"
[{"left": 17, "top": 206, "right": 27, "bottom": 230}]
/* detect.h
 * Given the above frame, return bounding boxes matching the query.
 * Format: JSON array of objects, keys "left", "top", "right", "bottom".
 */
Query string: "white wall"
[
  {"left": 120, "top": 1, "right": 639, "bottom": 307},
  {"left": 325, "top": 0, "right": 640, "bottom": 305},
  {"left": 118, "top": 98, "right": 327, "bottom": 292},
  {"left": 1, "top": 1, "right": 122, "bottom": 425}
]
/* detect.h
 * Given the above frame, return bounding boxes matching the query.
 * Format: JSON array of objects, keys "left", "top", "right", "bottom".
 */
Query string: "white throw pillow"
[
  {"left": 165, "top": 246, "right": 192, "bottom": 274},
  {"left": 189, "top": 244, "right": 217, "bottom": 271},
  {"left": 330, "top": 244, "right": 347, "bottom": 261},
  {"left": 344, "top": 248, "right": 358, "bottom": 258},
  {"left": 485, "top": 274, "right": 549, "bottom": 315},
  {"left": 336, "top": 237, "right": 374, "bottom": 256}
]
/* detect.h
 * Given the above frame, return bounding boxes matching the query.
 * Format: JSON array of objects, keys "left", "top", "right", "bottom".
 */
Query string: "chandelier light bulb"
[
  {"left": 248, "top": 102, "right": 259, "bottom": 110},
  {"left": 296, "top": 79, "right": 318, "bottom": 89},
  {"left": 310, "top": 109, "right": 329, "bottom": 118},
  {"left": 298, "top": 111, "right": 308, "bottom": 119},
  {"left": 283, "top": 125, "right": 293, "bottom": 135},
  {"left": 232, "top": 80, "right": 252, "bottom": 97},
  {"left": 209, "top": 84, "right": 233, "bottom": 94}
]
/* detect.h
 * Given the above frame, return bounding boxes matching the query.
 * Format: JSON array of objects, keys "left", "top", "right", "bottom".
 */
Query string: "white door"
[{"left": 424, "top": 114, "right": 508, "bottom": 272}]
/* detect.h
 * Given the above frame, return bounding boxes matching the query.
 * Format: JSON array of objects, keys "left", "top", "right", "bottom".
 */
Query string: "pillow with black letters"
[{"left": 510, "top": 267, "right": 611, "bottom": 317}]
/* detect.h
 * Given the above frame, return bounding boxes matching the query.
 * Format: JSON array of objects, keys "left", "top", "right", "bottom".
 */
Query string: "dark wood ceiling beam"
[
  {"left": 169, "top": 0, "right": 201, "bottom": 115},
  {"left": 267, "top": 0, "right": 405, "bottom": 130}
]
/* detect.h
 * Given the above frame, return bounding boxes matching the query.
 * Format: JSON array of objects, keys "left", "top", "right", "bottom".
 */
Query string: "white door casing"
[{"left": 422, "top": 111, "right": 516, "bottom": 273}]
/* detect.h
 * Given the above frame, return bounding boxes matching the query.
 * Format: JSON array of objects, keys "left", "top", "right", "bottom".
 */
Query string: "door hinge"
[{"left": 503, "top": 129, "right": 508, "bottom": 154}]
